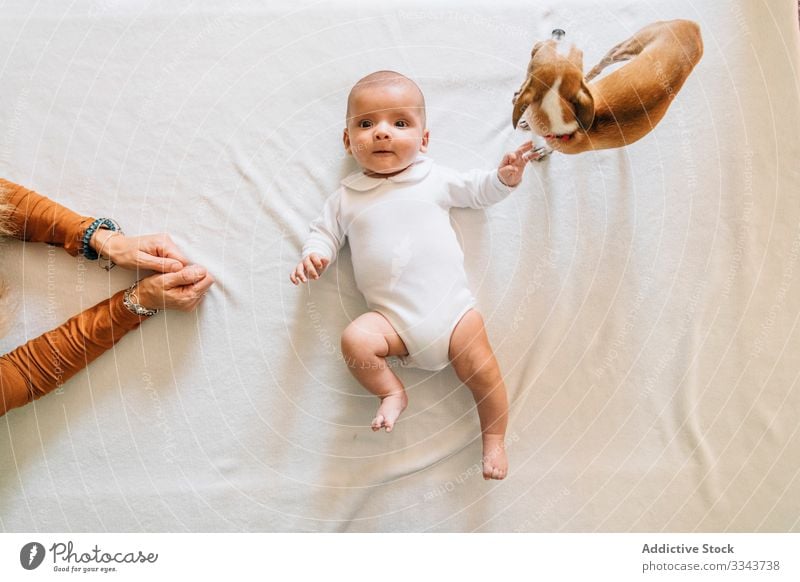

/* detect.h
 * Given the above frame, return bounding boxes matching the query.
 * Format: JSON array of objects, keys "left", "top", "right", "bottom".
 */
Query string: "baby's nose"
[{"left": 373, "top": 122, "right": 392, "bottom": 139}]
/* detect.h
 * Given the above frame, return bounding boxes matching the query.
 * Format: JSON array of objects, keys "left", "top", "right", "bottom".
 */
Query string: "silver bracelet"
[
  {"left": 123, "top": 281, "right": 158, "bottom": 317},
  {"left": 97, "top": 231, "right": 122, "bottom": 271}
]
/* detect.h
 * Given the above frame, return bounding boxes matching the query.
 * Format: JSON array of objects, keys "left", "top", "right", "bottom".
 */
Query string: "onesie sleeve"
[
  {"left": 444, "top": 168, "right": 516, "bottom": 210},
  {"left": 301, "top": 188, "right": 345, "bottom": 264},
  {"left": 0, "top": 290, "right": 147, "bottom": 417},
  {"left": 0, "top": 178, "right": 94, "bottom": 256}
]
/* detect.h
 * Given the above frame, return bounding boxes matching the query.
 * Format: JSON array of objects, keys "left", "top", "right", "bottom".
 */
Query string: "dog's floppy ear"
[
  {"left": 572, "top": 80, "right": 595, "bottom": 130},
  {"left": 512, "top": 41, "right": 546, "bottom": 129},
  {"left": 512, "top": 76, "right": 535, "bottom": 129}
]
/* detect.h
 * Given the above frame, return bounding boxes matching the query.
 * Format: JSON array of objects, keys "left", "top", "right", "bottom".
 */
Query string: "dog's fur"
[{"left": 512, "top": 20, "right": 703, "bottom": 154}]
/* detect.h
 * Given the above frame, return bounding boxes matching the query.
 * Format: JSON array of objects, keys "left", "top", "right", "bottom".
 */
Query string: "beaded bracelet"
[{"left": 81, "top": 218, "right": 122, "bottom": 260}]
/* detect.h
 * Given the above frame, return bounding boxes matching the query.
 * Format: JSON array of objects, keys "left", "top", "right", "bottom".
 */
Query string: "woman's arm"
[
  {"left": 0, "top": 289, "right": 145, "bottom": 416},
  {"left": 0, "top": 179, "right": 214, "bottom": 416},
  {"left": 0, "top": 264, "right": 215, "bottom": 417},
  {"left": 1, "top": 179, "right": 190, "bottom": 271},
  {"left": 0, "top": 178, "right": 93, "bottom": 256}
]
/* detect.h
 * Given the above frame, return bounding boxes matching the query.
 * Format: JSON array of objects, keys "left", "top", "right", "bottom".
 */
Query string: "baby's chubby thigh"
[
  {"left": 448, "top": 309, "right": 497, "bottom": 367},
  {"left": 340, "top": 311, "right": 408, "bottom": 363}
]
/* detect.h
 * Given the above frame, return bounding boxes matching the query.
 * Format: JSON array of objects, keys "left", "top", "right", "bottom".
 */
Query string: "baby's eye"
[
  {"left": 359, "top": 120, "right": 373, "bottom": 128},
  {"left": 395, "top": 120, "right": 409, "bottom": 128}
]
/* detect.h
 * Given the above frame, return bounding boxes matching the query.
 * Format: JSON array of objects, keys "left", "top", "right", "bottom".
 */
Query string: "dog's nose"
[{"left": 551, "top": 29, "right": 565, "bottom": 41}]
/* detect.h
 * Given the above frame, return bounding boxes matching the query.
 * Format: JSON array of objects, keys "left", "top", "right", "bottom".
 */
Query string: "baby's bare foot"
[
  {"left": 482, "top": 434, "right": 508, "bottom": 480},
  {"left": 371, "top": 391, "right": 408, "bottom": 433}
]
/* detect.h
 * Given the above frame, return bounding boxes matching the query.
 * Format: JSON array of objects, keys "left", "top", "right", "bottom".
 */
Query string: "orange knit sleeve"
[
  {"left": 0, "top": 178, "right": 94, "bottom": 256},
  {"left": 0, "top": 179, "right": 147, "bottom": 416},
  {"left": 0, "top": 289, "right": 146, "bottom": 416}
]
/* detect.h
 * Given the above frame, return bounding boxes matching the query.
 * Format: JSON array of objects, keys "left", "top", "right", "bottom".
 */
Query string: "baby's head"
[{"left": 344, "top": 71, "right": 429, "bottom": 177}]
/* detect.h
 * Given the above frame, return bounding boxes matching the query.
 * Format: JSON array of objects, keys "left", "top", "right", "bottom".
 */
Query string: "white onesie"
[{"left": 303, "top": 156, "right": 515, "bottom": 371}]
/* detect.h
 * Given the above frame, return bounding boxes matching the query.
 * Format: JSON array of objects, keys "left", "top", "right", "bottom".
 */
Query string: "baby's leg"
[
  {"left": 341, "top": 312, "right": 409, "bottom": 433},
  {"left": 449, "top": 310, "right": 509, "bottom": 480}
]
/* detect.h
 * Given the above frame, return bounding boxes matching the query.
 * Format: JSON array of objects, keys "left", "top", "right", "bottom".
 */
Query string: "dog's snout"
[{"left": 551, "top": 29, "right": 565, "bottom": 41}]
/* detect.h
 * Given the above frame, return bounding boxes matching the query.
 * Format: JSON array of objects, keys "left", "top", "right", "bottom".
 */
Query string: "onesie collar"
[{"left": 340, "top": 156, "right": 432, "bottom": 192}]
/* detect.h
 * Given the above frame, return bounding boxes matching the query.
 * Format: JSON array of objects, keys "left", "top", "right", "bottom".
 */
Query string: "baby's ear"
[
  {"left": 342, "top": 128, "right": 352, "bottom": 153},
  {"left": 419, "top": 129, "right": 430, "bottom": 153}
]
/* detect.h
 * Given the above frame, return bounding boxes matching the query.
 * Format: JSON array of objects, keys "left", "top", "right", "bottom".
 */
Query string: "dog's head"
[{"left": 512, "top": 31, "right": 595, "bottom": 142}]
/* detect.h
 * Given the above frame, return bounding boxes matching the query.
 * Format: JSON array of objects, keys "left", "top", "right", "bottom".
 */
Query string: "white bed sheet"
[{"left": 1, "top": 0, "right": 799, "bottom": 532}]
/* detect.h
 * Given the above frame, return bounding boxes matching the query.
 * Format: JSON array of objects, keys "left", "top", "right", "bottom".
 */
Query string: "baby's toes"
[
  {"left": 482, "top": 462, "right": 506, "bottom": 480},
  {"left": 371, "top": 415, "right": 384, "bottom": 431}
]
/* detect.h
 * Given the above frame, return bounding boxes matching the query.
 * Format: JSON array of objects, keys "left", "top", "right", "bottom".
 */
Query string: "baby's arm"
[
  {"left": 290, "top": 189, "right": 344, "bottom": 286},
  {"left": 446, "top": 142, "right": 535, "bottom": 209},
  {"left": 497, "top": 141, "right": 535, "bottom": 188}
]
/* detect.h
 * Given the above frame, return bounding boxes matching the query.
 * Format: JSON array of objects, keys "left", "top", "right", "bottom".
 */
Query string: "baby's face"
[{"left": 344, "top": 83, "right": 429, "bottom": 177}]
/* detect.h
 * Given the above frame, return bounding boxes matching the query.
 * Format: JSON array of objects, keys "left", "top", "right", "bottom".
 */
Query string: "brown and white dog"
[{"left": 512, "top": 20, "right": 703, "bottom": 155}]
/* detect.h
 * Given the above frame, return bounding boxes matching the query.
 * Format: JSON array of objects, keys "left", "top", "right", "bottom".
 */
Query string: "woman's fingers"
[
  {"left": 162, "top": 266, "right": 207, "bottom": 289},
  {"left": 136, "top": 251, "right": 184, "bottom": 273},
  {"left": 191, "top": 273, "right": 215, "bottom": 296},
  {"left": 102, "top": 233, "right": 191, "bottom": 273},
  {"left": 140, "top": 266, "right": 215, "bottom": 312},
  {"left": 158, "top": 235, "right": 190, "bottom": 267}
]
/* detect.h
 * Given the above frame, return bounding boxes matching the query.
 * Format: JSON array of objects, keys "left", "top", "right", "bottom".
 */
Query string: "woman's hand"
[
  {"left": 91, "top": 231, "right": 189, "bottom": 273},
  {"left": 136, "top": 265, "right": 215, "bottom": 312}
]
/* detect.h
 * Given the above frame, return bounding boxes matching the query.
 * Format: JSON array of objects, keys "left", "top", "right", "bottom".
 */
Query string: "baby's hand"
[
  {"left": 498, "top": 141, "right": 535, "bottom": 187},
  {"left": 290, "top": 253, "right": 330, "bottom": 285}
]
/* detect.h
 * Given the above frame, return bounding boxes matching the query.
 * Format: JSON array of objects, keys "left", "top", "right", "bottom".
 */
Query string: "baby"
[{"left": 290, "top": 71, "right": 533, "bottom": 480}]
